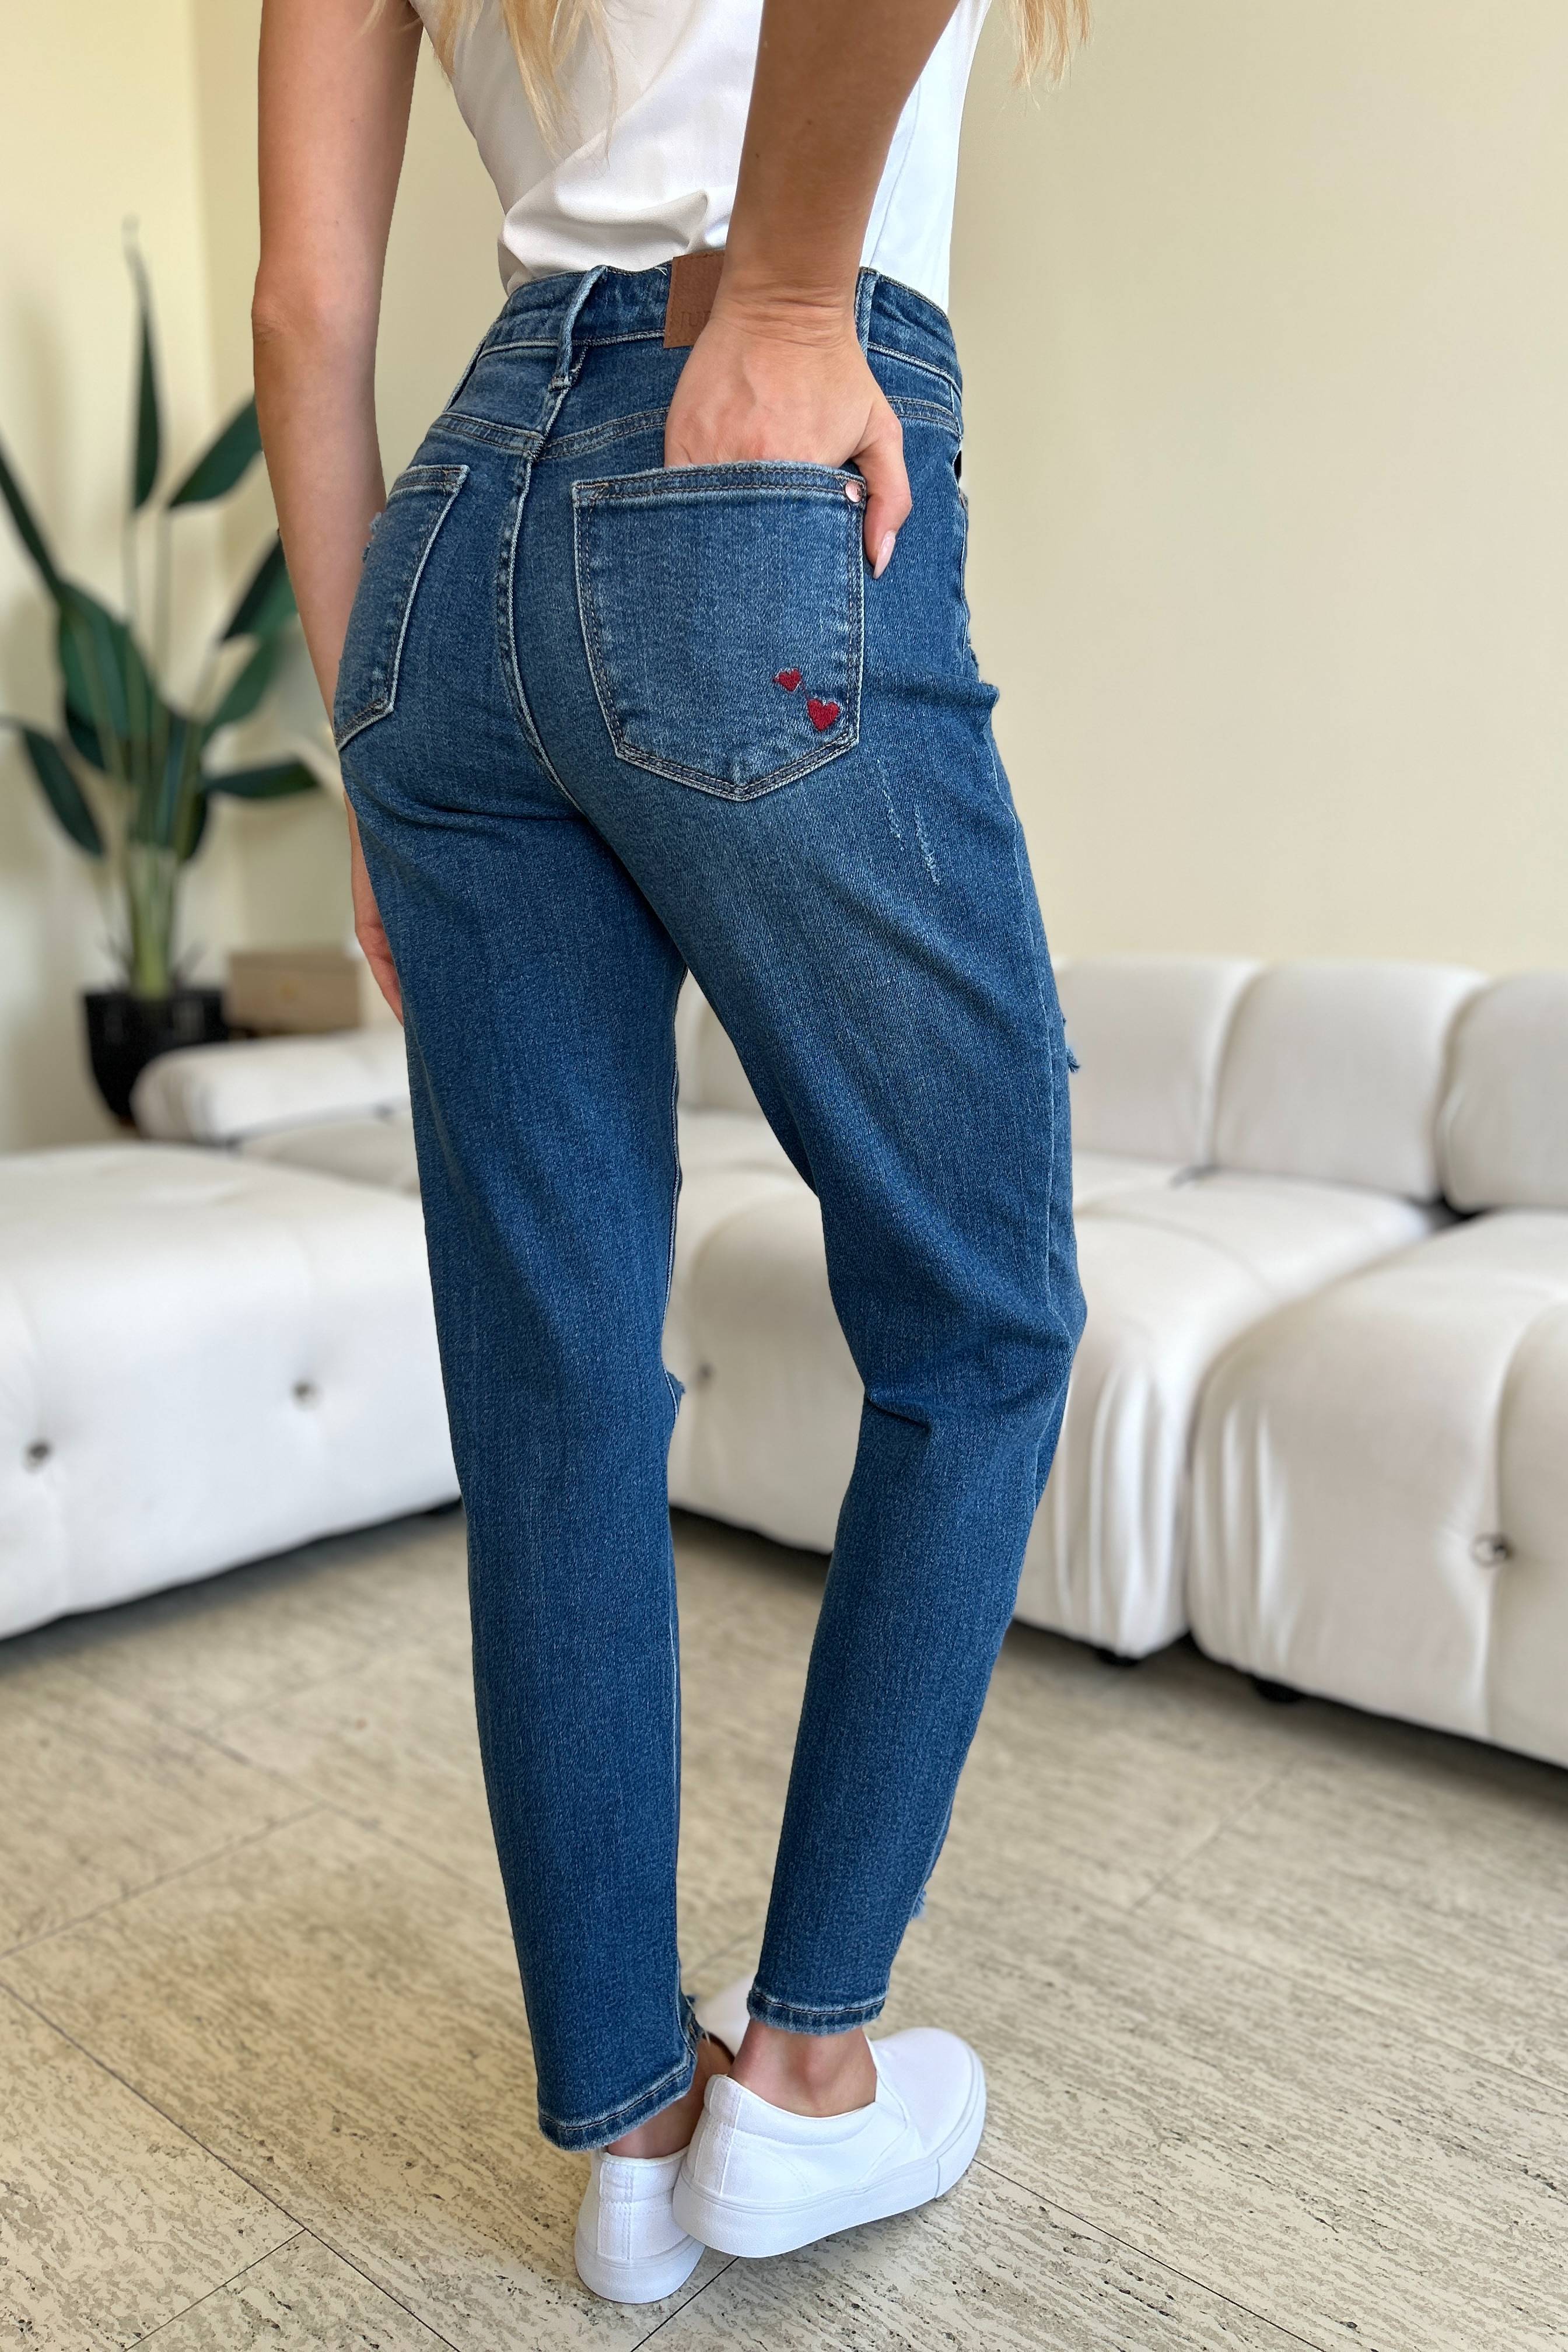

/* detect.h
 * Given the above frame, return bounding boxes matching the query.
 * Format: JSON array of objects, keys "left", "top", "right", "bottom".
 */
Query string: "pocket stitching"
[
  {"left": 334, "top": 464, "right": 469, "bottom": 750},
  {"left": 572, "top": 468, "right": 863, "bottom": 802}
]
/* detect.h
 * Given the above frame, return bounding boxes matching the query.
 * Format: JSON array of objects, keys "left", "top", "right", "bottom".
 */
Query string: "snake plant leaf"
[
  {"left": 204, "top": 756, "right": 319, "bottom": 800},
  {"left": 128, "top": 243, "right": 162, "bottom": 512},
  {"left": 167, "top": 398, "right": 262, "bottom": 509},
  {"left": 4, "top": 723, "right": 104, "bottom": 856},
  {"left": 0, "top": 435, "right": 65, "bottom": 599},
  {"left": 56, "top": 583, "right": 159, "bottom": 766},
  {"left": 174, "top": 775, "right": 211, "bottom": 864},
  {"left": 131, "top": 709, "right": 200, "bottom": 851},
  {"left": 205, "top": 634, "right": 284, "bottom": 737},
  {"left": 64, "top": 695, "right": 113, "bottom": 771},
  {"left": 220, "top": 534, "right": 295, "bottom": 640}
]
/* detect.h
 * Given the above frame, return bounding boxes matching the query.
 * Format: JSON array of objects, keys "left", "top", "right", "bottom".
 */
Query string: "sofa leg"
[
  {"left": 1093, "top": 1646, "right": 1142, "bottom": 1670},
  {"left": 1251, "top": 1675, "right": 1303, "bottom": 1705}
]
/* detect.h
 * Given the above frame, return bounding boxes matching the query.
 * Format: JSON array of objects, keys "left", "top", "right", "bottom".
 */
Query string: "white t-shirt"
[{"left": 414, "top": 0, "right": 989, "bottom": 313}]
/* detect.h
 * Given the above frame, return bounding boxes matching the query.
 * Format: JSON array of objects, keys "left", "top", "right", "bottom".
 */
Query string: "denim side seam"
[
  {"left": 988, "top": 730, "right": 1065, "bottom": 1346},
  {"left": 747, "top": 1987, "right": 888, "bottom": 2035}
]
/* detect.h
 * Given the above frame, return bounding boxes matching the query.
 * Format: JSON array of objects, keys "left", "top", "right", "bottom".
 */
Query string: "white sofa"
[
  {"left": 0, "top": 1143, "right": 455, "bottom": 1641},
  {"left": 660, "top": 957, "right": 1479, "bottom": 1659},
  {"left": 40, "top": 956, "right": 1567, "bottom": 1774},
  {"left": 1189, "top": 974, "right": 1568, "bottom": 1765}
]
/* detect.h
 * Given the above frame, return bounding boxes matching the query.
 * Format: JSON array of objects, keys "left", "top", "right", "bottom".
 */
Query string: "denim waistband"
[{"left": 474, "top": 263, "right": 963, "bottom": 404}]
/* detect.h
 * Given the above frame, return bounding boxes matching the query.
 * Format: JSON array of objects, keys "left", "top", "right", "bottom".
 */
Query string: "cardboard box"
[{"left": 226, "top": 947, "right": 363, "bottom": 1035}]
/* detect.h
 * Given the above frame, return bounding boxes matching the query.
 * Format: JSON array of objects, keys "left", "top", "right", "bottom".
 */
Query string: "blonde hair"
[{"left": 422, "top": 0, "right": 1087, "bottom": 141}]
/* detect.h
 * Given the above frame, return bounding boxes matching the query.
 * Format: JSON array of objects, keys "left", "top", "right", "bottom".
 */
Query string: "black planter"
[{"left": 83, "top": 987, "right": 229, "bottom": 1124}]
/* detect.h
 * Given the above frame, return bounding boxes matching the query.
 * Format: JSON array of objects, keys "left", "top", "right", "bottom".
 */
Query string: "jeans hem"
[
  {"left": 747, "top": 1986, "right": 888, "bottom": 2035},
  {"left": 536, "top": 2016, "right": 698, "bottom": 2152}
]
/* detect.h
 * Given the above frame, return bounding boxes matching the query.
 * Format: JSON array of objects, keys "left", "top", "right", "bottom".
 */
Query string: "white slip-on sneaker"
[
  {"left": 575, "top": 2145, "right": 698, "bottom": 2303},
  {"left": 573, "top": 1976, "right": 754, "bottom": 2304},
  {"left": 671, "top": 2026, "right": 986, "bottom": 2260}
]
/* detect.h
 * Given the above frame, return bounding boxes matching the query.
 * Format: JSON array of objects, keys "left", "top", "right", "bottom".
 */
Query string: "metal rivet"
[
  {"left": 1471, "top": 1533, "right": 1513, "bottom": 1567},
  {"left": 24, "top": 1440, "right": 50, "bottom": 1471},
  {"left": 844, "top": 479, "right": 864, "bottom": 505},
  {"left": 293, "top": 1381, "right": 319, "bottom": 1408}
]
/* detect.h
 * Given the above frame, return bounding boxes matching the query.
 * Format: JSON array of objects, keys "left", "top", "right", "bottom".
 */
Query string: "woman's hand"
[
  {"left": 664, "top": 299, "right": 911, "bottom": 578},
  {"left": 346, "top": 800, "right": 402, "bottom": 1024},
  {"left": 665, "top": 0, "right": 965, "bottom": 575}
]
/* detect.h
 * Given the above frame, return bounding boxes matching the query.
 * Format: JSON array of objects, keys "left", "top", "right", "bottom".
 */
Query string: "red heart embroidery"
[
  {"left": 774, "top": 668, "right": 803, "bottom": 692},
  {"left": 807, "top": 697, "right": 841, "bottom": 732}
]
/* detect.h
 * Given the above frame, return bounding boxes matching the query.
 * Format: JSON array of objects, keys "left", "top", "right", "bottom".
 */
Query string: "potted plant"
[{"left": 0, "top": 235, "right": 320, "bottom": 1120}]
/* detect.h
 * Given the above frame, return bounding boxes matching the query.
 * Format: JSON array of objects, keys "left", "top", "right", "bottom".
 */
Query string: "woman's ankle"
[
  {"left": 729, "top": 2018, "right": 877, "bottom": 2117},
  {"left": 604, "top": 2032, "right": 730, "bottom": 2159}
]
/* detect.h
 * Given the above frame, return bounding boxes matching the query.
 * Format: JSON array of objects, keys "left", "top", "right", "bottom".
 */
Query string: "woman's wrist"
[{"left": 708, "top": 280, "right": 859, "bottom": 354}]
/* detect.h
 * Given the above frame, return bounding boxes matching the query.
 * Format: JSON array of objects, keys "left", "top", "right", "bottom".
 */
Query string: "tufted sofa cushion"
[
  {"left": 132, "top": 1028, "right": 410, "bottom": 1144},
  {"left": 1188, "top": 1212, "right": 1568, "bottom": 1766},
  {"left": 0, "top": 1144, "right": 456, "bottom": 1638},
  {"left": 666, "top": 1153, "right": 1440, "bottom": 1654},
  {"left": 1057, "top": 956, "right": 1259, "bottom": 1167},
  {"left": 1212, "top": 960, "right": 1483, "bottom": 1200},
  {"left": 240, "top": 1114, "right": 421, "bottom": 1195},
  {"left": 1437, "top": 973, "right": 1568, "bottom": 1213}
]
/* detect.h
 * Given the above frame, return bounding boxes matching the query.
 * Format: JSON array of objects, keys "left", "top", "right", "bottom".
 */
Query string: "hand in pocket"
[{"left": 664, "top": 303, "right": 909, "bottom": 579}]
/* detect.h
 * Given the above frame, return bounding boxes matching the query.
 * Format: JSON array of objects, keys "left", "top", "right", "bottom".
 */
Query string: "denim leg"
[
  {"left": 334, "top": 264, "right": 1084, "bottom": 2134},
  {"left": 340, "top": 566, "right": 695, "bottom": 2145},
  {"left": 516, "top": 356, "right": 1086, "bottom": 2035},
  {"left": 660, "top": 754, "right": 1082, "bottom": 2034}
]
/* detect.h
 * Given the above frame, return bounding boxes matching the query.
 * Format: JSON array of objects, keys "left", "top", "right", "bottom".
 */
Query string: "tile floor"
[{"left": 2, "top": 1508, "right": 1564, "bottom": 2350}]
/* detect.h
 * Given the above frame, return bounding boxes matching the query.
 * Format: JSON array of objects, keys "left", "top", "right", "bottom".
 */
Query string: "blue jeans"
[{"left": 335, "top": 264, "right": 1084, "bottom": 2151}]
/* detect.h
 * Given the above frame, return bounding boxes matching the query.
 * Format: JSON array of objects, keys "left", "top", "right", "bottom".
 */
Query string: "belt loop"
[
  {"left": 550, "top": 264, "right": 608, "bottom": 393},
  {"left": 854, "top": 267, "right": 877, "bottom": 351}
]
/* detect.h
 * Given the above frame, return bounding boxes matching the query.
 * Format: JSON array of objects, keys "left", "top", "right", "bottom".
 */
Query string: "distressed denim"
[{"left": 335, "top": 264, "right": 1084, "bottom": 2151}]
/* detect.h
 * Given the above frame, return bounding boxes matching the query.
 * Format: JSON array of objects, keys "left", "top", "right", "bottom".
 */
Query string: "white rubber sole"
[
  {"left": 573, "top": 2224, "right": 704, "bottom": 2304},
  {"left": 671, "top": 2052, "right": 986, "bottom": 2260}
]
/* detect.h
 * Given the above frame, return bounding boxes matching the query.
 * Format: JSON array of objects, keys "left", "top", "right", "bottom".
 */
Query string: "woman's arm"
[
  {"left": 254, "top": 0, "right": 421, "bottom": 1017},
  {"left": 665, "top": 0, "right": 965, "bottom": 576}
]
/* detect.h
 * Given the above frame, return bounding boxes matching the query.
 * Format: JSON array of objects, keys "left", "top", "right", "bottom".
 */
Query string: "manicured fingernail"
[{"left": 874, "top": 531, "right": 897, "bottom": 579}]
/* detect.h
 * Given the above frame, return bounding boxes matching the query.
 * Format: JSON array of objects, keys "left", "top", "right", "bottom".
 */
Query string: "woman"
[{"left": 254, "top": 0, "right": 1086, "bottom": 2303}]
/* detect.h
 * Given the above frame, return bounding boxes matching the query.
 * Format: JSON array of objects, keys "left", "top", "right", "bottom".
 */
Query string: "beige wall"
[
  {"left": 0, "top": 4, "right": 236, "bottom": 1148},
  {"left": 951, "top": 0, "right": 1568, "bottom": 969},
  {"left": 3, "top": 3, "right": 1564, "bottom": 1148},
  {"left": 0, "top": 6, "right": 500, "bottom": 1149},
  {"left": 186, "top": 6, "right": 501, "bottom": 985}
]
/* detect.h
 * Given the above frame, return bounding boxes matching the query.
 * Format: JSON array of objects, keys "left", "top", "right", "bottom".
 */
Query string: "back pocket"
[
  {"left": 572, "top": 463, "right": 864, "bottom": 801},
  {"left": 334, "top": 463, "right": 468, "bottom": 750}
]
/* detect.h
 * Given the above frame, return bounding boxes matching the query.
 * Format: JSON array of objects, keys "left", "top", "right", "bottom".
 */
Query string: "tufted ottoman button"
[
  {"left": 1471, "top": 1533, "right": 1513, "bottom": 1567},
  {"left": 24, "top": 1440, "right": 50, "bottom": 1470}
]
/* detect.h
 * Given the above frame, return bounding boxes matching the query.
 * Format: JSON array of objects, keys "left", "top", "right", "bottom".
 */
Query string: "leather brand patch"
[{"left": 663, "top": 250, "right": 726, "bottom": 348}]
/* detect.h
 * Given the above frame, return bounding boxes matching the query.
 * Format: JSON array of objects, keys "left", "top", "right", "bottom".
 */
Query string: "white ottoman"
[
  {"left": 0, "top": 1144, "right": 457, "bottom": 1640},
  {"left": 1188, "top": 1212, "right": 1568, "bottom": 1765},
  {"left": 1189, "top": 972, "right": 1568, "bottom": 1766}
]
